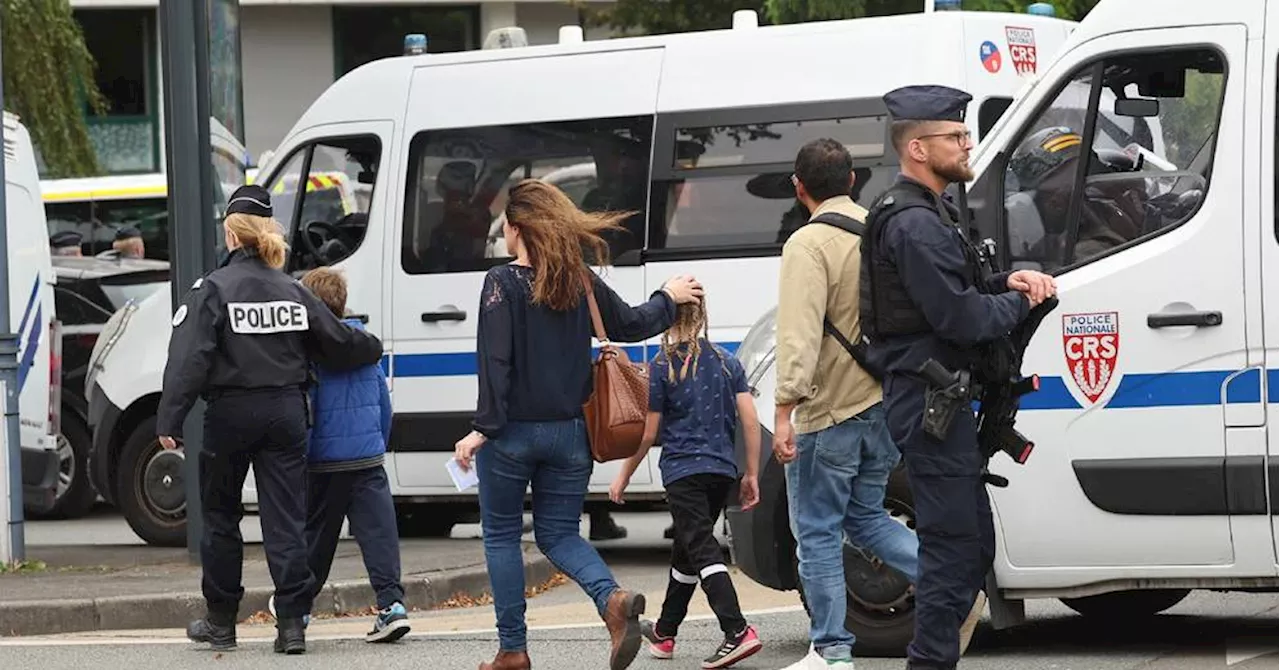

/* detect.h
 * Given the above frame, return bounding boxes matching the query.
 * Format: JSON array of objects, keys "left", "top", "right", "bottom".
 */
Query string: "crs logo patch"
[
  {"left": 1062, "top": 312, "right": 1119, "bottom": 405},
  {"left": 1005, "top": 25, "right": 1037, "bottom": 75}
]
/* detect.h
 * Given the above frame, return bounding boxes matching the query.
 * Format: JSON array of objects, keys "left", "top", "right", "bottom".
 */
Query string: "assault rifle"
[{"left": 971, "top": 294, "right": 1059, "bottom": 488}]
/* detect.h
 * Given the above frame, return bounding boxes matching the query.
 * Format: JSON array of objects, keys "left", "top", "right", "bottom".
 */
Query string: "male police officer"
[
  {"left": 860, "top": 86, "right": 1055, "bottom": 669},
  {"left": 157, "top": 185, "right": 385, "bottom": 654}
]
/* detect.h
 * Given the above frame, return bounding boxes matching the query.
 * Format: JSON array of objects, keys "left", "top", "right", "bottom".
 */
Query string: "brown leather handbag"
[{"left": 580, "top": 274, "right": 650, "bottom": 463}]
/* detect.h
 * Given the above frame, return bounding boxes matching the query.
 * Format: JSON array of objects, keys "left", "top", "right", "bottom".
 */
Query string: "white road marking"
[{"left": 0, "top": 605, "right": 806, "bottom": 647}]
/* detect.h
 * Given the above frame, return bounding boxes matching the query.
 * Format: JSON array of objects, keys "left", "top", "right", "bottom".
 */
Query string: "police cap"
[
  {"left": 114, "top": 225, "right": 142, "bottom": 240},
  {"left": 50, "top": 230, "right": 82, "bottom": 248},
  {"left": 225, "top": 184, "right": 272, "bottom": 218},
  {"left": 883, "top": 85, "right": 973, "bottom": 123}
]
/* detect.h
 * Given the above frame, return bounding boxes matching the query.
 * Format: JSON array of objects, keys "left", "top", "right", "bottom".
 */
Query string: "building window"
[
  {"left": 333, "top": 6, "right": 479, "bottom": 77},
  {"left": 74, "top": 8, "right": 160, "bottom": 174}
]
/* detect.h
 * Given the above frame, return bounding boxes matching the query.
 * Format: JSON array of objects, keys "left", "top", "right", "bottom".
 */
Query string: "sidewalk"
[{"left": 0, "top": 539, "right": 555, "bottom": 637}]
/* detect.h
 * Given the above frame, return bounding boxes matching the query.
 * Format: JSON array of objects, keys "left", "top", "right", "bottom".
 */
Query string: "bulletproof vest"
[{"left": 860, "top": 180, "right": 979, "bottom": 341}]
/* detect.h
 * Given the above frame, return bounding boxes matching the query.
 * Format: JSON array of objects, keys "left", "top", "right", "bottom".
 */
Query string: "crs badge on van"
[{"left": 1061, "top": 311, "right": 1120, "bottom": 405}]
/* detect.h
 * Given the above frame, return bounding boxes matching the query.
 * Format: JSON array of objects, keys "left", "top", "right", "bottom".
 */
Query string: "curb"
[{"left": 0, "top": 552, "right": 556, "bottom": 638}]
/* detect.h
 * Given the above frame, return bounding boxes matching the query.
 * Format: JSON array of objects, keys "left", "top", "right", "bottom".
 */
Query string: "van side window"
[
  {"left": 979, "top": 97, "right": 1013, "bottom": 140},
  {"left": 1001, "top": 48, "right": 1226, "bottom": 272},
  {"left": 46, "top": 202, "right": 94, "bottom": 255},
  {"left": 95, "top": 198, "right": 169, "bottom": 261},
  {"left": 648, "top": 111, "right": 898, "bottom": 253},
  {"left": 264, "top": 135, "right": 381, "bottom": 273},
  {"left": 400, "top": 116, "right": 652, "bottom": 275}
]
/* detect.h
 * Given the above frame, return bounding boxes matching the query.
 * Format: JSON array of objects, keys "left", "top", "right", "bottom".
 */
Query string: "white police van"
[
  {"left": 85, "top": 6, "right": 1078, "bottom": 545},
  {"left": 2, "top": 112, "right": 62, "bottom": 517},
  {"left": 727, "top": 0, "right": 1278, "bottom": 655}
]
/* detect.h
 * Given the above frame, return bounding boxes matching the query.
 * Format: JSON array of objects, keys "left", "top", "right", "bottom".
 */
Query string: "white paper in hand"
[{"left": 447, "top": 458, "right": 479, "bottom": 492}]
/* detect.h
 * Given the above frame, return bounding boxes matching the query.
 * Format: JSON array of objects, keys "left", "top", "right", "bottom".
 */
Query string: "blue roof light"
[
  {"left": 1027, "top": 2, "right": 1056, "bottom": 16},
  {"left": 404, "top": 33, "right": 428, "bottom": 55}
]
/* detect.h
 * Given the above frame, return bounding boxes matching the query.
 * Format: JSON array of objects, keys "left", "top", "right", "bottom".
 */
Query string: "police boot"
[
  {"left": 274, "top": 617, "right": 306, "bottom": 655},
  {"left": 187, "top": 613, "right": 236, "bottom": 651}
]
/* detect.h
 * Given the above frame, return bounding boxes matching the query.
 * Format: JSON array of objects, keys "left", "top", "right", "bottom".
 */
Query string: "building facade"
[{"left": 66, "top": 0, "right": 615, "bottom": 176}]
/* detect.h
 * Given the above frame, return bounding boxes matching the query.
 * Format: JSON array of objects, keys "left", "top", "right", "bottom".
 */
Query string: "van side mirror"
[{"left": 1115, "top": 98, "right": 1160, "bottom": 118}]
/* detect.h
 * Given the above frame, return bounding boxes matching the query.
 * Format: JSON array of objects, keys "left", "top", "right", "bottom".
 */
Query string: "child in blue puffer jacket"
[{"left": 299, "top": 267, "right": 409, "bottom": 643}]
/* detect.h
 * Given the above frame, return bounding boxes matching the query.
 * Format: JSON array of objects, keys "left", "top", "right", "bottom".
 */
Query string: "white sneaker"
[
  {"left": 958, "top": 590, "right": 988, "bottom": 655},
  {"left": 780, "top": 647, "right": 854, "bottom": 669}
]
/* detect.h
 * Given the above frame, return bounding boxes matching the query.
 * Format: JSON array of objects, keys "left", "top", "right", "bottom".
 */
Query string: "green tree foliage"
[
  {"left": 2, "top": 0, "right": 107, "bottom": 177},
  {"left": 575, "top": 0, "right": 767, "bottom": 36},
  {"left": 574, "top": 0, "right": 1102, "bottom": 36},
  {"left": 764, "top": 0, "right": 1100, "bottom": 23}
]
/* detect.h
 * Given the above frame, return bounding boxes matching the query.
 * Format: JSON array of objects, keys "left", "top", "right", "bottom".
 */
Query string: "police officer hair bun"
[{"left": 225, "top": 185, "right": 273, "bottom": 218}]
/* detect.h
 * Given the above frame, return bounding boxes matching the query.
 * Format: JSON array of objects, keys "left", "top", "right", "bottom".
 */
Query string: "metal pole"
[
  {"left": 0, "top": 9, "right": 23, "bottom": 566},
  {"left": 160, "top": 0, "right": 214, "bottom": 565}
]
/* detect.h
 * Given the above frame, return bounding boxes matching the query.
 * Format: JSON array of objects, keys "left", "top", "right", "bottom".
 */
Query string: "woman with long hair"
[{"left": 454, "top": 179, "right": 703, "bottom": 670}]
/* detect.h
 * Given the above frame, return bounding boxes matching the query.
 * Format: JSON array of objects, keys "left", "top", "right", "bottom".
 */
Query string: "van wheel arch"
[{"left": 107, "top": 394, "right": 162, "bottom": 500}]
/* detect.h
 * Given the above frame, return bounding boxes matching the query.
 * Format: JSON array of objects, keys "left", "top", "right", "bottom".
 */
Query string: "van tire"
[
  {"left": 42, "top": 411, "right": 97, "bottom": 519},
  {"left": 793, "top": 466, "right": 917, "bottom": 657},
  {"left": 118, "top": 416, "right": 187, "bottom": 547},
  {"left": 1059, "top": 588, "right": 1191, "bottom": 619}
]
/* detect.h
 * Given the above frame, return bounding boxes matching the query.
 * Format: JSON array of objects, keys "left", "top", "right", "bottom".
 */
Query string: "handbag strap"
[{"left": 581, "top": 271, "right": 609, "bottom": 344}]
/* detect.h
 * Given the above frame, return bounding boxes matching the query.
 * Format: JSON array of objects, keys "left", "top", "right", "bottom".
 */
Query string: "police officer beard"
[{"left": 933, "top": 155, "right": 974, "bottom": 184}]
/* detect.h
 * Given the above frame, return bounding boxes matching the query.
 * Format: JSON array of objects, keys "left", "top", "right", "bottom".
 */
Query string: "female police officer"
[{"left": 155, "top": 184, "right": 384, "bottom": 655}]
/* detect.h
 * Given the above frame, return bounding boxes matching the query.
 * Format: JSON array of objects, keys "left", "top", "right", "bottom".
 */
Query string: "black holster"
[{"left": 914, "top": 359, "right": 972, "bottom": 442}]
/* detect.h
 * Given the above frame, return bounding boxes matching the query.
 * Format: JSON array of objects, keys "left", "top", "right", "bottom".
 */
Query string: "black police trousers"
[
  {"left": 200, "top": 387, "right": 315, "bottom": 621},
  {"left": 884, "top": 374, "right": 994, "bottom": 670}
]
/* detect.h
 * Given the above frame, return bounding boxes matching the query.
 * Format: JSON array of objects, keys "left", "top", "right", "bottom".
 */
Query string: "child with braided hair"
[{"left": 609, "top": 297, "right": 763, "bottom": 669}]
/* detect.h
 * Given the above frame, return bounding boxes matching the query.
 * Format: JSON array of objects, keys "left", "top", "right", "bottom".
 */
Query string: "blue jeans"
[
  {"left": 477, "top": 418, "right": 620, "bottom": 652},
  {"left": 784, "top": 403, "right": 919, "bottom": 660}
]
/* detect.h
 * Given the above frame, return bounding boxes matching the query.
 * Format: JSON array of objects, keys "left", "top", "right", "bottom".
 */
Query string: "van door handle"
[
  {"left": 1147, "top": 310, "right": 1222, "bottom": 328},
  {"left": 422, "top": 309, "right": 467, "bottom": 323}
]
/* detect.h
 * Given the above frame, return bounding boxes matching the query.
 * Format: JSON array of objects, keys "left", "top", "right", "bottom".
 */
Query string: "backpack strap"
[
  {"left": 807, "top": 210, "right": 883, "bottom": 381},
  {"left": 810, "top": 211, "right": 867, "bottom": 236}
]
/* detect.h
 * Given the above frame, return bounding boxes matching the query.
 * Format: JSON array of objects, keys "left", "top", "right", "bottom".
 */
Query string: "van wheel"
[
  {"left": 26, "top": 412, "right": 97, "bottom": 519},
  {"left": 117, "top": 416, "right": 187, "bottom": 547},
  {"left": 842, "top": 466, "right": 917, "bottom": 656},
  {"left": 1060, "top": 589, "right": 1191, "bottom": 619},
  {"left": 43, "top": 412, "right": 97, "bottom": 519},
  {"left": 792, "top": 466, "right": 917, "bottom": 657}
]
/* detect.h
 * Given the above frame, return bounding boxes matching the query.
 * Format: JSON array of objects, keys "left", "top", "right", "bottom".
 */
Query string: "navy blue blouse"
[{"left": 472, "top": 263, "right": 676, "bottom": 438}]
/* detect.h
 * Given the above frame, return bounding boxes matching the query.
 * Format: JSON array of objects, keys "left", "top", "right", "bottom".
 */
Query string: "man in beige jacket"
[{"left": 773, "top": 139, "right": 921, "bottom": 670}]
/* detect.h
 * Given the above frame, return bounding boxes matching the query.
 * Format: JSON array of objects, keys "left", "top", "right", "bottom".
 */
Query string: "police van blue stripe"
[
  {"left": 15, "top": 276, "right": 40, "bottom": 393},
  {"left": 384, "top": 342, "right": 1278, "bottom": 412}
]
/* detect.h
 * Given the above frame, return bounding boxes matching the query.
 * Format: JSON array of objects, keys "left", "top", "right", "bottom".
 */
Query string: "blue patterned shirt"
[{"left": 649, "top": 340, "right": 749, "bottom": 487}]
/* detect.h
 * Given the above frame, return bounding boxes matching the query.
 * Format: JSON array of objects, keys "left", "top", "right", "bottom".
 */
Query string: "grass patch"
[{"left": 0, "top": 559, "right": 48, "bottom": 574}]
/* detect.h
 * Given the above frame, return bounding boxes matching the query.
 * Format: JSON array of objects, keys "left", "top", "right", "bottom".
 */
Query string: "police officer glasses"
[{"left": 917, "top": 130, "right": 972, "bottom": 147}]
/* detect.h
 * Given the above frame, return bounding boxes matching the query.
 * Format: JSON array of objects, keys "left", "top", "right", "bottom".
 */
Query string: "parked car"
[{"left": 44, "top": 254, "right": 168, "bottom": 518}]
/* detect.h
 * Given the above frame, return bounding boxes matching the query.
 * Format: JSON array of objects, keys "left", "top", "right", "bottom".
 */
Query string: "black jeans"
[
  {"left": 305, "top": 465, "right": 405, "bottom": 610},
  {"left": 657, "top": 473, "right": 746, "bottom": 638},
  {"left": 200, "top": 388, "right": 314, "bottom": 621}
]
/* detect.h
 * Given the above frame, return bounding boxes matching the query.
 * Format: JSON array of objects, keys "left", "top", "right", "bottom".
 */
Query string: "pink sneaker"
[
  {"left": 702, "top": 625, "right": 762, "bottom": 669},
  {"left": 641, "top": 619, "right": 675, "bottom": 659}
]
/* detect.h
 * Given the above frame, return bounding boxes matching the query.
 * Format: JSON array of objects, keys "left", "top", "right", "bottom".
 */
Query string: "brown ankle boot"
[
  {"left": 478, "top": 650, "right": 530, "bottom": 670},
  {"left": 602, "top": 589, "right": 646, "bottom": 670}
]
